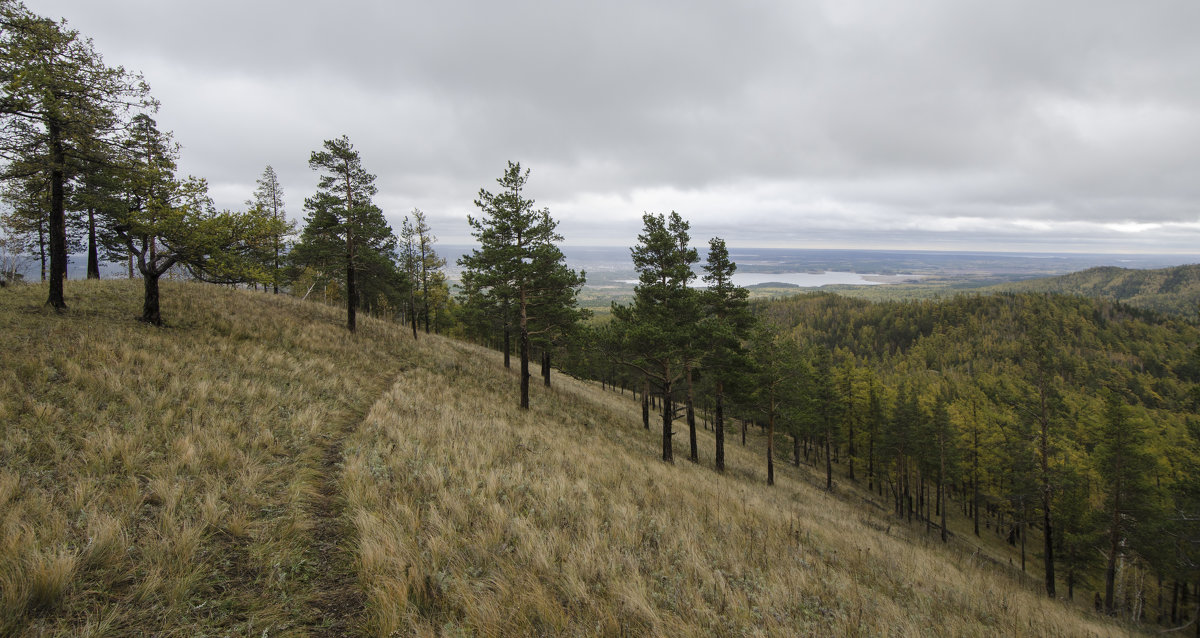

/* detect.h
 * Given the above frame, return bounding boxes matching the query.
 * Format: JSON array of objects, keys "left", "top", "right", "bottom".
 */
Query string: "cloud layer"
[{"left": 27, "top": 0, "right": 1200, "bottom": 252}]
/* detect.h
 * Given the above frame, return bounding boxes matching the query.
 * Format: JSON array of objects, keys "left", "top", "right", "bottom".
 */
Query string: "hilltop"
[
  {"left": 1, "top": 279, "right": 1139, "bottom": 636},
  {"left": 992, "top": 263, "right": 1200, "bottom": 317}
]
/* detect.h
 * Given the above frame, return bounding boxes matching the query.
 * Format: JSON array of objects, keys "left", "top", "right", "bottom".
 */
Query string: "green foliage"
[
  {"left": 754, "top": 289, "right": 1200, "bottom": 612},
  {"left": 291, "top": 136, "right": 400, "bottom": 331},
  {"left": 0, "top": 0, "right": 154, "bottom": 307},
  {"left": 458, "top": 161, "right": 585, "bottom": 408},
  {"left": 609, "top": 211, "right": 699, "bottom": 461},
  {"left": 994, "top": 264, "right": 1200, "bottom": 317},
  {"left": 611, "top": 212, "right": 700, "bottom": 379},
  {"left": 247, "top": 165, "right": 295, "bottom": 293}
]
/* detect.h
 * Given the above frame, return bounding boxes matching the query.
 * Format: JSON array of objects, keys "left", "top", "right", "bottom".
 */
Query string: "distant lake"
[
  {"left": 617, "top": 271, "right": 910, "bottom": 287},
  {"left": 725, "top": 271, "right": 885, "bottom": 287}
]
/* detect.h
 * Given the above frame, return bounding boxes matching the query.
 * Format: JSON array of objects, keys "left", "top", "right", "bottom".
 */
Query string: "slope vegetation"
[
  {"left": 2, "top": 280, "right": 1134, "bottom": 636},
  {"left": 994, "top": 263, "right": 1200, "bottom": 316},
  {"left": 0, "top": 280, "right": 414, "bottom": 636}
]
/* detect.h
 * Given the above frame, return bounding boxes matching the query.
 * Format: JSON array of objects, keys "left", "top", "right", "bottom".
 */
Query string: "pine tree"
[
  {"left": 292, "top": 136, "right": 396, "bottom": 333},
  {"left": 248, "top": 165, "right": 292, "bottom": 293},
  {"left": 749, "top": 326, "right": 801, "bottom": 486},
  {"left": 0, "top": 1, "right": 153, "bottom": 308},
  {"left": 1097, "top": 391, "right": 1158, "bottom": 614},
  {"left": 611, "top": 211, "right": 699, "bottom": 462},
  {"left": 106, "top": 114, "right": 281, "bottom": 324},
  {"left": 459, "top": 161, "right": 584, "bottom": 409},
  {"left": 701, "top": 237, "right": 754, "bottom": 472}
]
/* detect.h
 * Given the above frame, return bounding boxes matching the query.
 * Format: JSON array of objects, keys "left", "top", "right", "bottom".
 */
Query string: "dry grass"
[
  {"left": 0, "top": 279, "right": 413, "bottom": 636},
  {"left": 2, "top": 279, "right": 1141, "bottom": 636},
  {"left": 343, "top": 335, "right": 1138, "bottom": 637}
]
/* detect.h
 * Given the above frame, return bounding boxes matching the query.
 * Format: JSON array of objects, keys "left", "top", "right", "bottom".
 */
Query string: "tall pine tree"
[
  {"left": 459, "top": 161, "right": 584, "bottom": 409},
  {"left": 700, "top": 237, "right": 754, "bottom": 472},
  {"left": 612, "top": 211, "right": 699, "bottom": 463},
  {"left": 292, "top": 136, "right": 397, "bottom": 333}
]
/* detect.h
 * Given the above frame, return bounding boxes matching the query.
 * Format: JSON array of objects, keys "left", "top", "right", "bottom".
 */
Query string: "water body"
[
  {"left": 726, "top": 271, "right": 885, "bottom": 287},
  {"left": 616, "top": 271, "right": 902, "bottom": 287}
]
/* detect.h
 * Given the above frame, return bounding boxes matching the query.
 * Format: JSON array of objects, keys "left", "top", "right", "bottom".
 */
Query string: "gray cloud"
[{"left": 23, "top": 0, "right": 1200, "bottom": 252}]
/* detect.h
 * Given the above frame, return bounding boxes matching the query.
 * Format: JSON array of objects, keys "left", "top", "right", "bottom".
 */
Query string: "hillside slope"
[
  {"left": 1, "top": 280, "right": 1135, "bottom": 636},
  {"left": 993, "top": 263, "right": 1200, "bottom": 316}
]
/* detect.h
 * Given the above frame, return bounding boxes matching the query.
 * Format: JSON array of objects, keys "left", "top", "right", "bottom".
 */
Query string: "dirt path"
[{"left": 302, "top": 424, "right": 367, "bottom": 637}]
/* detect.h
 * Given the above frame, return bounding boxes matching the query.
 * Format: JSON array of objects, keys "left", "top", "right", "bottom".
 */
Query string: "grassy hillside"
[
  {"left": 992, "top": 264, "right": 1200, "bottom": 316},
  {"left": 1, "top": 280, "right": 1138, "bottom": 636}
]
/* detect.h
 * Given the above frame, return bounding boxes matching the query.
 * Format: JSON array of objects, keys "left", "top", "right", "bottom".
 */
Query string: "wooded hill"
[
  {"left": 751, "top": 291, "right": 1200, "bottom": 625},
  {"left": 992, "top": 264, "right": 1200, "bottom": 317},
  {"left": 0, "top": 279, "right": 1146, "bottom": 636}
]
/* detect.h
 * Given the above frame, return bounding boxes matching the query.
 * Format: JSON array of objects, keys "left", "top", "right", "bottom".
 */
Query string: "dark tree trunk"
[
  {"left": 38, "top": 223, "right": 46, "bottom": 280},
  {"left": 973, "top": 420, "right": 981, "bottom": 537},
  {"left": 940, "top": 435, "right": 948, "bottom": 542},
  {"left": 741, "top": 418, "right": 746, "bottom": 446},
  {"left": 47, "top": 119, "right": 67, "bottom": 310},
  {"left": 410, "top": 299, "right": 418, "bottom": 340},
  {"left": 715, "top": 384, "right": 725, "bottom": 472},
  {"left": 87, "top": 208, "right": 100, "bottom": 279},
  {"left": 824, "top": 429, "right": 833, "bottom": 491},
  {"left": 1104, "top": 487, "right": 1121, "bottom": 614},
  {"left": 1043, "top": 488, "right": 1056, "bottom": 598},
  {"left": 661, "top": 375, "right": 673, "bottom": 463},
  {"left": 1171, "top": 581, "right": 1178, "bottom": 625},
  {"left": 868, "top": 428, "right": 876, "bottom": 492},
  {"left": 503, "top": 326, "right": 511, "bottom": 369},
  {"left": 142, "top": 270, "right": 162, "bottom": 326},
  {"left": 793, "top": 433, "right": 800, "bottom": 466},
  {"left": 642, "top": 378, "right": 650, "bottom": 429},
  {"left": 686, "top": 366, "right": 697, "bottom": 463},
  {"left": 345, "top": 243, "right": 357, "bottom": 332},
  {"left": 1038, "top": 386, "right": 1056, "bottom": 598},
  {"left": 519, "top": 323, "right": 530, "bottom": 410},
  {"left": 767, "top": 402, "right": 775, "bottom": 486},
  {"left": 542, "top": 349, "right": 551, "bottom": 387}
]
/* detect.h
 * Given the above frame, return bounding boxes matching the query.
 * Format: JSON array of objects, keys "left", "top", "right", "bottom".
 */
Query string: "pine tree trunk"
[
  {"left": 686, "top": 366, "right": 697, "bottom": 463},
  {"left": 410, "top": 298, "right": 418, "bottom": 340},
  {"left": 38, "top": 223, "right": 46, "bottom": 281},
  {"left": 1039, "top": 387, "right": 1057, "bottom": 598},
  {"left": 345, "top": 242, "right": 357, "bottom": 333},
  {"left": 273, "top": 229, "right": 280, "bottom": 294},
  {"left": 47, "top": 118, "right": 67, "bottom": 310},
  {"left": 868, "top": 430, "right": 875, "bottom": 492},
  {"left": 87, "top": 208, "right": 100, "bottom": 279},
  {"left": 1105, "top": 487, "right": 1121, "bottom": 614},
  {"left": 519, "top": 302, "right": 530, "bottom": 410},
  {"left": 973, "top": 423, "right": 981, "bottom": 537},
  {"left": 142, "top": 270, "right": 162, "bottom": 326},
  {"left": 715, "top": 383, "right": 725, "bottom": 472},
  {"left": 767, "top": 395, "right": 775, "bottom": 486},
  {"left": 642, "top": 377, "right": 650, "bottom": 430},
  {"left": 824, "top": 428, "right": 833, "bottom": 491},
  {"left": 504, "top": 326, "right": 511, "bottom": 369},
  {"left": 542, "top": 349, "right": 551, "bottom": 387},
  {"left": 940, "top": 435, "right": 948, "bottom": 542},
  {"left": 661, "top": 373, "right": 674, "bottom": 463}
]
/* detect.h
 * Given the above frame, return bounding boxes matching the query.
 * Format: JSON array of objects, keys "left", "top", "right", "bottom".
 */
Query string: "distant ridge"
[{"left": 994, "top": 263, "right": 1200, "bottom": 317}]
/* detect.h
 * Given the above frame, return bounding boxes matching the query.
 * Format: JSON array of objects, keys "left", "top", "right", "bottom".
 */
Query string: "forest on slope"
[
  {"left": 993, "top": 264, "right": 1200, "bottom": 317},
  {"left": 747, "top": 291, "right": 1200, "bottom": 624}
]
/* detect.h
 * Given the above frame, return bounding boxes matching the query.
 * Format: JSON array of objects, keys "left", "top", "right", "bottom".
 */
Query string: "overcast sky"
[{"left": 24, "top": 0, "right": 1200, "bottom": 253}]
